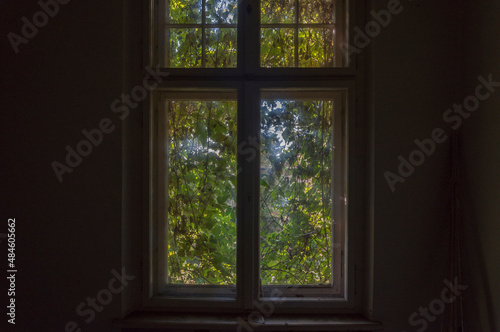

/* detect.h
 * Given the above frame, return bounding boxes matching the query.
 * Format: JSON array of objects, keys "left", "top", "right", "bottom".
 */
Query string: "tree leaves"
[
  {"left": 167, "top": 100, "right": 237, "bottom": 285},
  {"left": 260, "top": 99, "right": 333, "bottom": 285}
]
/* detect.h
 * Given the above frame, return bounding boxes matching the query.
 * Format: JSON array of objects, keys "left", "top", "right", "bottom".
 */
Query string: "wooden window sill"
[{"left": 115, "top": 312, "right": 382, "bottom": 331}]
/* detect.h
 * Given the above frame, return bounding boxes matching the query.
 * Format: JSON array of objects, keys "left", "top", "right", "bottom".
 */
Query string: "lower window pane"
[
  {"left": 260, "top": 97, "right": 334, "bottom": 286},
  {"left": 165, "top": 98, "right": 237, "bottom": 286}
]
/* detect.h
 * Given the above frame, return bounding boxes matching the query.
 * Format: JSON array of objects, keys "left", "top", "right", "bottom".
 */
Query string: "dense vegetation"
[
  {"left": 166, "top": 0, "right": 335, "bottom": 68},
  {"left": 166, "top": 99, "right": 334, "bottom": 286},
  {"left": 164, "top": 0, "right": 337, "bottom": 286}
]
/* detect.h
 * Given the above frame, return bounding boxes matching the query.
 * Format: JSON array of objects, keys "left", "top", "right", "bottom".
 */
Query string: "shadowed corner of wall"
[{"left": 458, "top": 134, "right": 497, "bottom": 331}]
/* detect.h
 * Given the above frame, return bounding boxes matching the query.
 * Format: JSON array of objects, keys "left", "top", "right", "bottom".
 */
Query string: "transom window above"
[
  {"left": 260, "top": 0, "right": 345, "bottom": 67},
  {"left": 156, "top": 0, "right": 348, "bottom": 68},
  {"left": 162, "top": 0, "right": 238, "bottom": 68}
]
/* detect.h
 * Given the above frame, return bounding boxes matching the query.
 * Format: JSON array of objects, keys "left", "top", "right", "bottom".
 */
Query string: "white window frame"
[{"left": 141, "top": 0, "right": 366, "bottom": 316}]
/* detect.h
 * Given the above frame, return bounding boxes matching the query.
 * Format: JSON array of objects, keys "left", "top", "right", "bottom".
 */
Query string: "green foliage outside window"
[
  {"left": 165, "top": 0, "right": 337, "bottom": 68},
  {"left": 166, "top": 99, "right": 334, "bottom": 286},
  {"left": 260, "top": 100, "right": 333, "bottom": 285}
]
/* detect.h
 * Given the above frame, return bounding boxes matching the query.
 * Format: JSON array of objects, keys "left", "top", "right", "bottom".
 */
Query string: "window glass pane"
[
  {"left": 206, "top": 0, "right": 238, "bottom": 24},
  {"left": 206, "top": 28, "right": 237, "bottom": 68},
  {"left": 299, "top": 0, "right": 334, "bottom": 23},
  {"left": 168, "top": 28, "right": 202, "bottom": 68},
  {"left": 167, "top": 99, "right": 237, "bottom": 285},
  {"left": 261, "top": 0, "right": 295, "bottom": 23},
  {"left": 163, "top": 0, "right": 238, "bottom": 68},
  {"left": 260, "top": 98, "right": 333, "bottom": 285},
  {"left": 298, "top": 28, "right": 334, "bottom": 67},
  {"left": 260, "top": 0, "right": 347, "bottom": 67},
  {"left": 168, "top": 0, "right": 202, "bottom": 23},
  {"left": 261, "top": 28, "right": 295, "bottom": 68}
]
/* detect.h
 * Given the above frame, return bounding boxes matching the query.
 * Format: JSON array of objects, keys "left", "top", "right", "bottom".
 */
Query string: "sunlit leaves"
[
  {"left": 260, "top": 0, "right": 337, "bottom": 67},
  {"left": 298, "top": 28, "right": 334, "bottom": 67},
  {"left": 206, "top": 28, "right": 237, "bottom": 68},
  {"left": 166, "top": 0, "right": 238, "bottom": 68},
  {"left": 261, "top": 28, "right": 334, "bottom": 68},
  {"left": 261, "top": 0, "right": 295, "bottom": 23},
  {"left": 299, "top": 0, "right": 334, "bottom": 23},
  {"left": 168, "top": 0, "right": 202, "bottom": 23},
  {"left": 261, "top": 28, "right": 295, "bottom": 67},
  {"left": 206, "top": 0, "right": 238, "bottom": 24},
  {"left": 260, "top": 99, "right": 333, "bottom": 285},
  {"left": 168, "top": 29, "right": 202, "bottom": 68},
  {"left": 167, "top": 100, "right": 237, "bottom": 285}
]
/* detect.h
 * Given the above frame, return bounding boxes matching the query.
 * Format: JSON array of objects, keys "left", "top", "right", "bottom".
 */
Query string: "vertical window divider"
[
  {"left": 332, "top": 90, "right": 345, "bottom": 296},
  {"left": 239, "top": 82, "right": 261, "bottom": 309},
  {"left": 158, "top": 0, "right": 167, "bottom": 67},
  {"left": 157, "top": 95, "right": 168, "bottom": 294},
  {"left": 202, "top": 0, "right": 206, "bottom": 67},
  {"left": 334, "top": 0, "right": 346, "bottom": 67},
  {"left": 294, "top": 0, "right": 299, "bottom": 67},
  {"left": 245, "top": 0, "right": 260, "bottom": 73}
]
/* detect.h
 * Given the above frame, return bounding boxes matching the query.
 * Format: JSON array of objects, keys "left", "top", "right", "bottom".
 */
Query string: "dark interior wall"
[
  {"left": 369, "top": 0, "right": 462, "bottom": 330},
  {"left": 1, "top": 0, "right": 123, "bottom": 331},
  {"left": 461, "top": 0, "right": 500, "bottom": 330},
  {"left": 1, "top": 0, "right": 497, "bottom": 331}
]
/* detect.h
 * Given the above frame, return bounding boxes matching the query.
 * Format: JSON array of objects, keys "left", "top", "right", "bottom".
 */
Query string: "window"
[
  {"left": 145, "top": 0, "right": 362, "bottom": 315},
  {"left": 159, "top": 0, "right": 238, "bottom": 67}
]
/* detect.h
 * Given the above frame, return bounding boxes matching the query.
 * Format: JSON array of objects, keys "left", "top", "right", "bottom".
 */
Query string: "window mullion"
[
  {"left": 294, "top": 0, "right": 299, "bottom": 67},
  {"left": 334, "top": 0, "right": 346, "bottom": 67},
  {"left": 238, "top": 82, "right": 261, "bottom": 309},
  {"left": 245, "top": 0, "right": 261, "bottom": 72},
  {"left": 202, "top": 0, "right": 206, "bottom": 68},
  {"left": 158, "top": 0, "right": 167, "bottom": 67}
]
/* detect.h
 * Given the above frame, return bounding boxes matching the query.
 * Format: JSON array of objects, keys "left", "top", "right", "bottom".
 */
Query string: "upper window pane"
[
  {"left": 162, "top": 0, "right": 238, "bottom": 68},
  {"left": 299, "top": 0, "right": 334, "bottom": 23},
  {"left": 261, "top": 0, "right": 296, "bottom": 23},
  {"left": 167, "top": 0, "right": 202, "bottom": 23},
  {"left": 260, "top": 0, "right": 348, "bottom": 67},
  {"left": 206, "top": 0, "right": 238, "bottom": 24}
]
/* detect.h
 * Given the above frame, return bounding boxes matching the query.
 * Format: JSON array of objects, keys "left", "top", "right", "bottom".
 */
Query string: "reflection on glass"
[{"left": 168, "top": 0, "right": 202, "bottom": 23}]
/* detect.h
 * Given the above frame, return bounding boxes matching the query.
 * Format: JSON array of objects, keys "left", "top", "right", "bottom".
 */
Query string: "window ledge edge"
[{"left": 115, "top": 312, "right": 382, "bottom": 331}]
